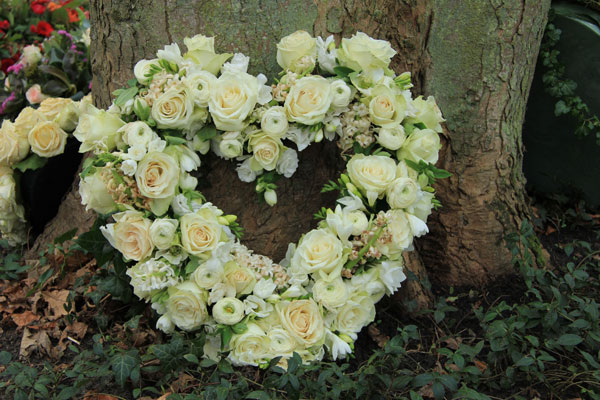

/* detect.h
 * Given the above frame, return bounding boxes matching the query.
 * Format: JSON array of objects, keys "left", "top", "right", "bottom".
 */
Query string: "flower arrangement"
[
  {"left": 0, "top": 95, "right": 90, "bottom": 245},
  {"left": 74, "top": 31, "right": 448, "bottom": 368},
  {"left": 0, "top": 26, "right": 91, "bottom": 120}
]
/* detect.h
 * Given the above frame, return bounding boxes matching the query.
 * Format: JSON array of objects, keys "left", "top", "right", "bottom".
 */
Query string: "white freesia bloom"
[
  {"left": 209, "top": 282, "right": 236, "bottom": 304},
  {"left": 378, "top": 260, "right": 406, "bottom": 295},
  {"left": 316, "top": 35, "right": 337, "bottom": 73},
  {"left": 236, "top": 157, "right": 257, "bottom": 183},
  {"left": 157, "top": 42, "right": 184, "bottom": 66},
  {"left": 275, "top": 148, "right": 298, "bottom": 178},
  {"left": 120, "top": 159, "right": 137, "bottom": 176},
  {"left": 253, "top": 278, "right": 277, "bottom": 299},
  {"left": 156, "top": 315, "right": 175, "bottom": 333},
  {"left": 325, "top": 330, "right": 352, "bottom": 361},
  {"left": 244, "top": 294, "right": 274, "bottom": 318},
  {"left": 221, "top": 53, "right": 249, "bottom": 74},
  {"left": 285, "top": 125, "right": 315, "bottom": 151}
]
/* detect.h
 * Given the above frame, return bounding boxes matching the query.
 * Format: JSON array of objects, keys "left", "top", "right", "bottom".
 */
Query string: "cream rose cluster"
[{"left": 69, "top": 31, "right": 447, "bottom": 369}]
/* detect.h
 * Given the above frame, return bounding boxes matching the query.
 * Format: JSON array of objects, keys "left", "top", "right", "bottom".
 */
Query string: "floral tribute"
[
  {"left": 74, "top": 31, "right": 448, "bottom": 368},
  {"left": 0, "top": 94, "right": 91, "bottom": 245}
]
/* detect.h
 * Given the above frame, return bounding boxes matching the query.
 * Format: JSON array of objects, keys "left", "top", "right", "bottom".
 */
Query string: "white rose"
[
  {"left": 180, "top": 209, "right": 223, "bottom": 256},
  {"left": 228, "top": 323, "right": 270, "bottom": 366},
  {"left": 236, "top": 157, "right": 257, "bottom": 183},
  {"left": 213, "top": 297, "right": 245, "bottom": 325},
  {"left": 347, "top": 154, "right": 397, "bottom": 206},
  {"left": 218, "top": 132, "right": 244, "bottom": 159},
  {"left": 284, "top": 76, "right": 332, "bottom": 125},
  {"left": 275, "top": 148, "right": 298, "bottom": 178},
  {"left": 261, "top": 106, "right": 288, "bottom": 138},
  {"left": 38, "top": 98, "right": 72, "bottom": 122},
  {"left": 74, "top": 105, "right": 125, "bottom": 153},
  {"left": 134, "top": 59, "right": 160, "bottom": 85},
  {"left": 156, "top": 314, "right": 175, "bottom": 333},
  {"left": 79, "top": 172, "right": 117, "bottom": 214},
  {"left": 208, "top": 71, "right": 258, "bottom": 132},
  {"left": 0, "top": 120, "right": 30, "bottom": 166},
  {"left": 368, "top": 85, "right": 406, "bottom": 126},
  {"left": 151, "top": 87, "right": 194, "bottom": 130},
  {"left": 386, "top": 177, "right": 420, "bottom": 209},
  {"left": 104, "top": 211, "right": 154, "bottom": 261},
  {"left": 291, "top": 229, "right": 345, "bottom": 278},
  {"left": 224, "top": 261, "right": 257, "bottom": 296},
  {"left": 54, "top": 100, "right": 80, "bottom": 131},
  {"left": 276, "top": 30, "right": 317, "bottom": 71},
  {"left": 191, "top": 258, "right": 225, "bottom": 289},
  {"left": 0, "top": 167, "right": 17, "bottom": 214},
  {"left": 248, "top": 133, "right": 282, "bottom": 172},
  {"left": 333, "top": 293, "right": 376, "bottom": 337},
  {"left": 149, "top": 218, "right": 178, "bottom": 250},
  {"left": 278, "top": 299, "right": 324, "bottom": 346},
  {"left": 183, "top": 69, "right": 216, "bottom": 107},
  {"left": 166, "top": 281, "right": 208, "bottom": 331},
  {"left": 377, "top": 124, "right": 406, "bottom": 150},
  {"left": 135, "top": 151, "right": 180, "bottom": 199},
  {"left": 337, "top": 31, "right": 396, "bottom": 72},
  {"left": 313, "top": 277, "right": 349, "bottom": 310},
  {"left": 397, "top": 128, "right": 441, "bottom": 164},
  {"left": 184, "top": 34, "right": 215, "bottom": 53},
  {"left": 408, "top": 96, "right": 445, "bottom": 133},
  {"left": 28, "top": 121, "right": 68, "bottom": 157},
  {"left": 330, "top": 79, "right": 352, "bottom": 109}
]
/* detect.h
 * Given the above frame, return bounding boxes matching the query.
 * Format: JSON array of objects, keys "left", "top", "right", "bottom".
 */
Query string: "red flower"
[
  {"left": 1, "top": 55, "right": 19, "bottom": 74},
  {"left": 31, "top": 0, "right": 50, "bottom": 15},
  {"left": 0, "top": 20, "right": 9, "bottom": 30},
  {"left": 67, "top": 8, "right": 79, "bottom": 23},
  {"left": 30, "top": 21, "right": 54, "bottom": 37}
]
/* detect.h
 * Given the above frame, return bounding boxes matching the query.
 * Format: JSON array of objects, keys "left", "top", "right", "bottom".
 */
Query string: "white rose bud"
[
  {"left": 149, "top": 218, "right": 178, "bottom": 250},
  {"left": 377, "top": 125, "right": 406, "bottom": 150},
  {"left": 337, "top": 32, "right": 396, "bottom": 72},
  {"left": 261, "top": 106, "right": 288, "bottom": 138},
  {"left": 74, "top": 105, "right": 125, "bottom": 153},
  {"left": 213, "top": 297, "right": 245, "bottom": 325},
  {"left": 264, "top": 189, "right": 277, "bottom": 207},
  {"left": 330, "top": 79, "right": 352, "bottom": 109},
  {"left": 134, "top": 59, "right": 160, "bottom": 85}
]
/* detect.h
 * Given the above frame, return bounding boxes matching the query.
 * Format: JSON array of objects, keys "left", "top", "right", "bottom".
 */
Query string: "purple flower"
[
  {"left": 6, "top": 63, "right": 24, "bottom": 74},
  {"left": 0, "top": 91, "right": 16, "bottom": 115}
]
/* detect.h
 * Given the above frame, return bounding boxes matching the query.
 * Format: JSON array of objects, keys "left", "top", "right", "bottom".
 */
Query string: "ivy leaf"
[
  {"left": 111, "top": 351, "right": 139, "bottom": 387},
  {"left": 14, "top": 154, "right": 48, "bottom": 172},
  {"left": 554, "top": 100, "right": 570, "bottom": 116}
]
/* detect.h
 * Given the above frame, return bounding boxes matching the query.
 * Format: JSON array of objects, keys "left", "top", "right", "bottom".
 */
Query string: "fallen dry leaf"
[
  {"left": 367, "top": 324, "right": 390, "bottom": 348},
  {"left": 443, "top": 337, "right": 462, "bottom": 350},
  {"left": 83, "top": 393, "right": 120, "bottom": 400},
  {"left": 42, "top": 290, "right": 70, "bottom": 320},
  {"left": 67, "top": 321, "right": 88, "bottom": 339},
  {"left": 20, "top": 328, "right": 53, "bottom": 358},
  {"left": 474, "top": 359, "right": 488, "bottom": 372},
  {"left": 11, "top": 310, "right": 40, "bottom": 327}
]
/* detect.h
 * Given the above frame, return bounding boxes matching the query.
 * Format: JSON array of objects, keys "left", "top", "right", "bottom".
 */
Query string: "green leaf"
[
  {"left": 14, "top": 154, "right": 48, "bottom": 172},
  {"left": 165, "top": 136, "right": 188, "bottom": 145},
  {"left": 183, "top": 354, "right": 199, "bottom": 364},
  {"left": 557, "top": 333, "right": 583, "bottom": 346},
  {"left": 111, "top": 352, "right": 138, "bottom": 387},
  {"left": 554, "top": 100, "right": 570, "bottom": 116},
  {"left": 246, "top": 390, "right": 270, "bottom": 400},
  {"left": 232, "top": 321, "right": 248, "bottom": 334},
  {"left": 197, "top": 125, "right": 217, "bottom": 141},
  {"left": 54, "top": 228, "right": 78, "bottom": 245},
  {"left": 515, "top": 356, "right": 534, "bottom": 367},
  {"left": 333, "top": 66, "right": 355, "bottom": 78},
  {"left": 220, "top": 326, "right": 233, "bottom": 350},
  {"left": 113, "top": 86, "right": 138, "bottom": 106},
  {"left": 0, "top": 351, "right": 11, "bottom": 364}
]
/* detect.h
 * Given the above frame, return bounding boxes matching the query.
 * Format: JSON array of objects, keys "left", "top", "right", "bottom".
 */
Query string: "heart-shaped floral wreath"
[{"left": 74, "top": 31, "right": 447, "bottom": 367}]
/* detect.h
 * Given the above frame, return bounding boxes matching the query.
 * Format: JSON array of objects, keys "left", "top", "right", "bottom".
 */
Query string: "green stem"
[{"left": 344, "top": 225, "right": 385, "bottom": 271}]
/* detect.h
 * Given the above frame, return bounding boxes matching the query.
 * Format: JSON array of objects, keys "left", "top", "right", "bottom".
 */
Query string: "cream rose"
[
  {"left": 79, "top": 172, "right": 117, "bottom": 214},
  {"left": 14, "top": 107, "right": 45, "bottom": 138},
  {"left": 104, "top": 211, "right": 154, "bottom": 261},
  {"left": 135, "top": 151, "right": 180, "bottom": 199},
  {"left": 208, "top": 71, "right": 259, "bottom": 132},
  {"left": 180, "top": 210, "right": 223, "bottom": 256},
  {"left": 248, "top": 133, "right": 282, "bottom": 171},
  {"left": 261, "top": 106, "right": 288, "bottom": 138},
  {"left": 74, "top": 105, "right": 125, "bottom": 153},
  {"left": 0, "top": 166, "right": 17, "bottom": 214},
  {"left": 212, "top": 297, "right": 245, "bottom": 325},
  {"left": 368, "top": 85, "right": 406, "bottom": 126},
  {"left": 151, "top": 87, "right": 194, "bottom": 130},
  {"left": 224, "top": 261, "right": 257, "bottom": 296},
  {"left": 377, "top": 124, "right": 406, "bottom": 150},
  {"left": 166, "top": 281, "right": 209, "bottom": 331},
  {"left": 347, "top": 154, "right": 397, "bottom": 206},
  {"left": 276, "top": 30, "right": 317, "bottom": 71},
  {"left": 386, "top": 177, "right": 420, "bottom": 209},
  {"left": 25, "top": 84, "right": 48, "bottom": 104},
  {"left": 284, "top": 76, "right": 332, "bottom": 125},
  {"left": 397, "top": 128, "right": 441, "bottom": 164},
  {"left": 337, "top": 31, "right": 396, "bottom": 72},
  {"left": 21, "top": 45, "right": 42, "bottom": 68},
  {"left": 333, "top": 293, "right": 376, "bottom": 336},
  {"left": 38, "top": 98, "right": 73, "bottom": 122},
  {"left": 228, "top": 323, "right": 270, "bottom": 366},
  {"left": 0, "top": 120, "right": 30, "bottom": 166},
  {"left": 28, "top": 121, "right": 68, "bottom": 158},
  {"left": 279, "top": 299, "right": 324, "bottom": 346},
  {"left": 313, "top": 277, "right": 349, "bottom": 310},
  {"left": 291, "top": 229, "right": 345, "bottom": 277},
  {"left": 149, "top": 218, "right": 178, "bottom": 250}
]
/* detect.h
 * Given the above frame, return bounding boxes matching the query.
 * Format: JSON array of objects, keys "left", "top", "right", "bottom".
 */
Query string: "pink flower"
[{"left": 25, "top": 84, "right": 49, "bottom": 104}]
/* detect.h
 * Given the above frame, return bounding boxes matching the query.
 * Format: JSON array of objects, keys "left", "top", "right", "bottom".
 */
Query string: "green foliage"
[{"left": 13, "top": 154, "right": 49, "bottom": 173}]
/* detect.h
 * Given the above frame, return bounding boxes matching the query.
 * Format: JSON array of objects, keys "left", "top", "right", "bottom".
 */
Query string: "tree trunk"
[{"left": 31, "top": 0, "right": 550, "bottom": 288}]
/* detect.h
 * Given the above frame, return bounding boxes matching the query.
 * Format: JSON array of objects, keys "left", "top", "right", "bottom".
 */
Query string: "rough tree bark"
[{"left": 30, "top": 0, "right": 551, "bottom": 290}]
